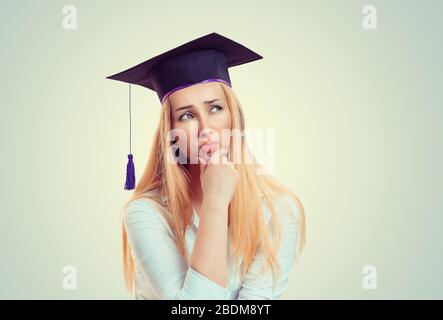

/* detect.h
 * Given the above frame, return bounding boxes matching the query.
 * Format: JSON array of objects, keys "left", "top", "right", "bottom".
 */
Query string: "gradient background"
[{"left": 1, "top": 0, "right": 442, "bottom": 299}]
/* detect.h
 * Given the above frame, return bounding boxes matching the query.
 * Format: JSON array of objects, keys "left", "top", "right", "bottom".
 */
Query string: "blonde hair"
[{"left": 120, "top": 82, "right": 306, "bottom": 294}]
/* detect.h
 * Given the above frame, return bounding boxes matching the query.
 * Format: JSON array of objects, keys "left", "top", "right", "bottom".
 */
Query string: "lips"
[{"left": 199, "top": 141, "right": 218, "bottom": 159}]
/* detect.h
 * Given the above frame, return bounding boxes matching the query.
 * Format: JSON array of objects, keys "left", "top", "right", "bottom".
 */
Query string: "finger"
[
  {"left": 207, "top": 148, "right": 221, "bottom": 164},
  {"left": 209, "top": 148, "right": 228, "bottom": 165},
  {"left": 226, "top": 160, "right": 235, "bottom": 170},
  {"left": 221, "top": 148, "right": 229, "bottom": 158},
  {"left": 220, "top": 149, "right": 230, "bottom": 164},
  {"left": 199, "top": 147, "right": 212, "bottom": 163},
  {"left": 216, "top": 148, "right": 229, "bottom": 161},
  {"left": 199, "top": 156, "right": 208, "bottom": 173},
  {"left": 221, "top": 155, "right": 229, "bottom": 164}
]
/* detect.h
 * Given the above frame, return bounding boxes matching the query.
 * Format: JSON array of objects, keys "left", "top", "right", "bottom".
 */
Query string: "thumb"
[
  {"left": 199, "top": 156, "right": 208, "bottom": 175},
  {"left": 208, "top": 148, "right": 229, "bottom": 165}
]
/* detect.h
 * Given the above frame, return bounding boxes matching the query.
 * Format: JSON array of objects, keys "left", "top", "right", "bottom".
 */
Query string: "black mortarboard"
[{"left": 106, "top": 32, "right": 263, "bottom": 190}]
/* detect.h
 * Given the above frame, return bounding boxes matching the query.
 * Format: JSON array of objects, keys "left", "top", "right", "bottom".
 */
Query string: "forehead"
[{"left": 169, "top": 82, "right": 225, "bottom": 109}]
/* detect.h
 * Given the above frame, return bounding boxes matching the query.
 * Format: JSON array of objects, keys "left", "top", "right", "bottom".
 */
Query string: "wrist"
[{"left": 202, "top": 197, "right": 229, "bottom": 212}]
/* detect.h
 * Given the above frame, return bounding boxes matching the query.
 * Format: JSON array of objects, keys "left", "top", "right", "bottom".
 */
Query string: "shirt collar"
[{"left": 192, "top": 207, "right": 200, "bottom": 228}]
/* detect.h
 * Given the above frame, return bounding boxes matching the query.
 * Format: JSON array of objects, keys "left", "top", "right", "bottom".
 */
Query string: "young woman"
[{"left": 109, "top": 33, "right": 306, "bottom": 299}]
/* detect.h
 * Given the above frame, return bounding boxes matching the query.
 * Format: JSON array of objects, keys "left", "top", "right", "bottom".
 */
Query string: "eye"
[
  {"left": 209, "top": 105, "right": 223, "bottom": 113},
  {"left": 178, "top": 112, "right": 194, "bottom": 121}
]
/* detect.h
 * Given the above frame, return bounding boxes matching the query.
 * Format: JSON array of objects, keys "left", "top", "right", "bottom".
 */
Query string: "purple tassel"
[{"left": 124, "top": 153, "right": 135, "bottom": 190}]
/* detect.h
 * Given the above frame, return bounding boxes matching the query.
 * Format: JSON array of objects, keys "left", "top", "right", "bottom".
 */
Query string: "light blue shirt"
[{"left": 124, "top": 192, "right": 301, "bottom": 300}]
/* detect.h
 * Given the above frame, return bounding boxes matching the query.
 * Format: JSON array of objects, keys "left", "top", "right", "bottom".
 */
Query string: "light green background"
[{"left": 1, "top": 0, "right": 442, "bottom": 299}]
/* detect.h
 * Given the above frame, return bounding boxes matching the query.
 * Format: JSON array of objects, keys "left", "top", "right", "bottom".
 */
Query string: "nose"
[
  {"left": 199, "top": 127, "right": 217, "bottom": 145},
  {"left": 197, "top": 111, "right": 220, "bottom": 146}
]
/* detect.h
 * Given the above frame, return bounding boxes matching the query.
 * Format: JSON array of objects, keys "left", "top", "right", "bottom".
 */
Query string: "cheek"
[
  {"left": 217, "top": 112, "right": 232, "bottom": 148},
  {"left": 171, "top": 122, "right": 189, "bottom": 149},
  {"left": 174, "top": 125, "right": 196, "bottom": 159},
  {"left": 226, "top": 112, "right": 232, "bottom": 129},
  {"left": 178, "top": 128, "right": 191, "bottom": 152},
  {"left": 218, "top": 111, "right": 232, "bottom": 130}
]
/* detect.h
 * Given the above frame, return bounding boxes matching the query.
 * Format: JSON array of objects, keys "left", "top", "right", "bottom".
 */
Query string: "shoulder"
[
  {"left": 259, "top": 192, "right": 303, "bottom": 257},
  {"left": 261, "top": 192, "right": 302, "bottom": 229},
  {"left": 124, "top": 195, "right": 173, "bottom": 235},
  {"left": 125, "top": 190, "right": 165, "bottom": 217}
]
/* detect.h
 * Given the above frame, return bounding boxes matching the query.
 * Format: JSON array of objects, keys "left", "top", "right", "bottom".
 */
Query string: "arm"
[
  {"left": 187, "top": 147, "right": 237, "bottom": 290},
  {"left": 237, "top": 195, "right": 301, "bottom": 300},
  {"left": 190, "top": 199, "right": 229, "bottom": 288},
  {"left": 124, "top": 199, "right": 230, "bottom": 300}
]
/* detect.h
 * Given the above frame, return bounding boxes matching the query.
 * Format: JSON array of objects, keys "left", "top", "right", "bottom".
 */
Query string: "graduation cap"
[{"left": 106, "top": 32, "right": 263, "bottom": 190}]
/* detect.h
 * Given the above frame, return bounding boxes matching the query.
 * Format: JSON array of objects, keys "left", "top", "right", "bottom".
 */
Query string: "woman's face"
[{"left": 169, "top": 82, "right": 232, "bottom": 164}]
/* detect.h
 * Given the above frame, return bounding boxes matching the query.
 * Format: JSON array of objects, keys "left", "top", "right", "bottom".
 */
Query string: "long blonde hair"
[{"left": 120, "top": 82, "right": 306, "bottom": 293}]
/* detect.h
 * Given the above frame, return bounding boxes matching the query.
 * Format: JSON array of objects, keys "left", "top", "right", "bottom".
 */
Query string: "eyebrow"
[{"left": 174, "top": 99, "right": 221, "bottom": 113}]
